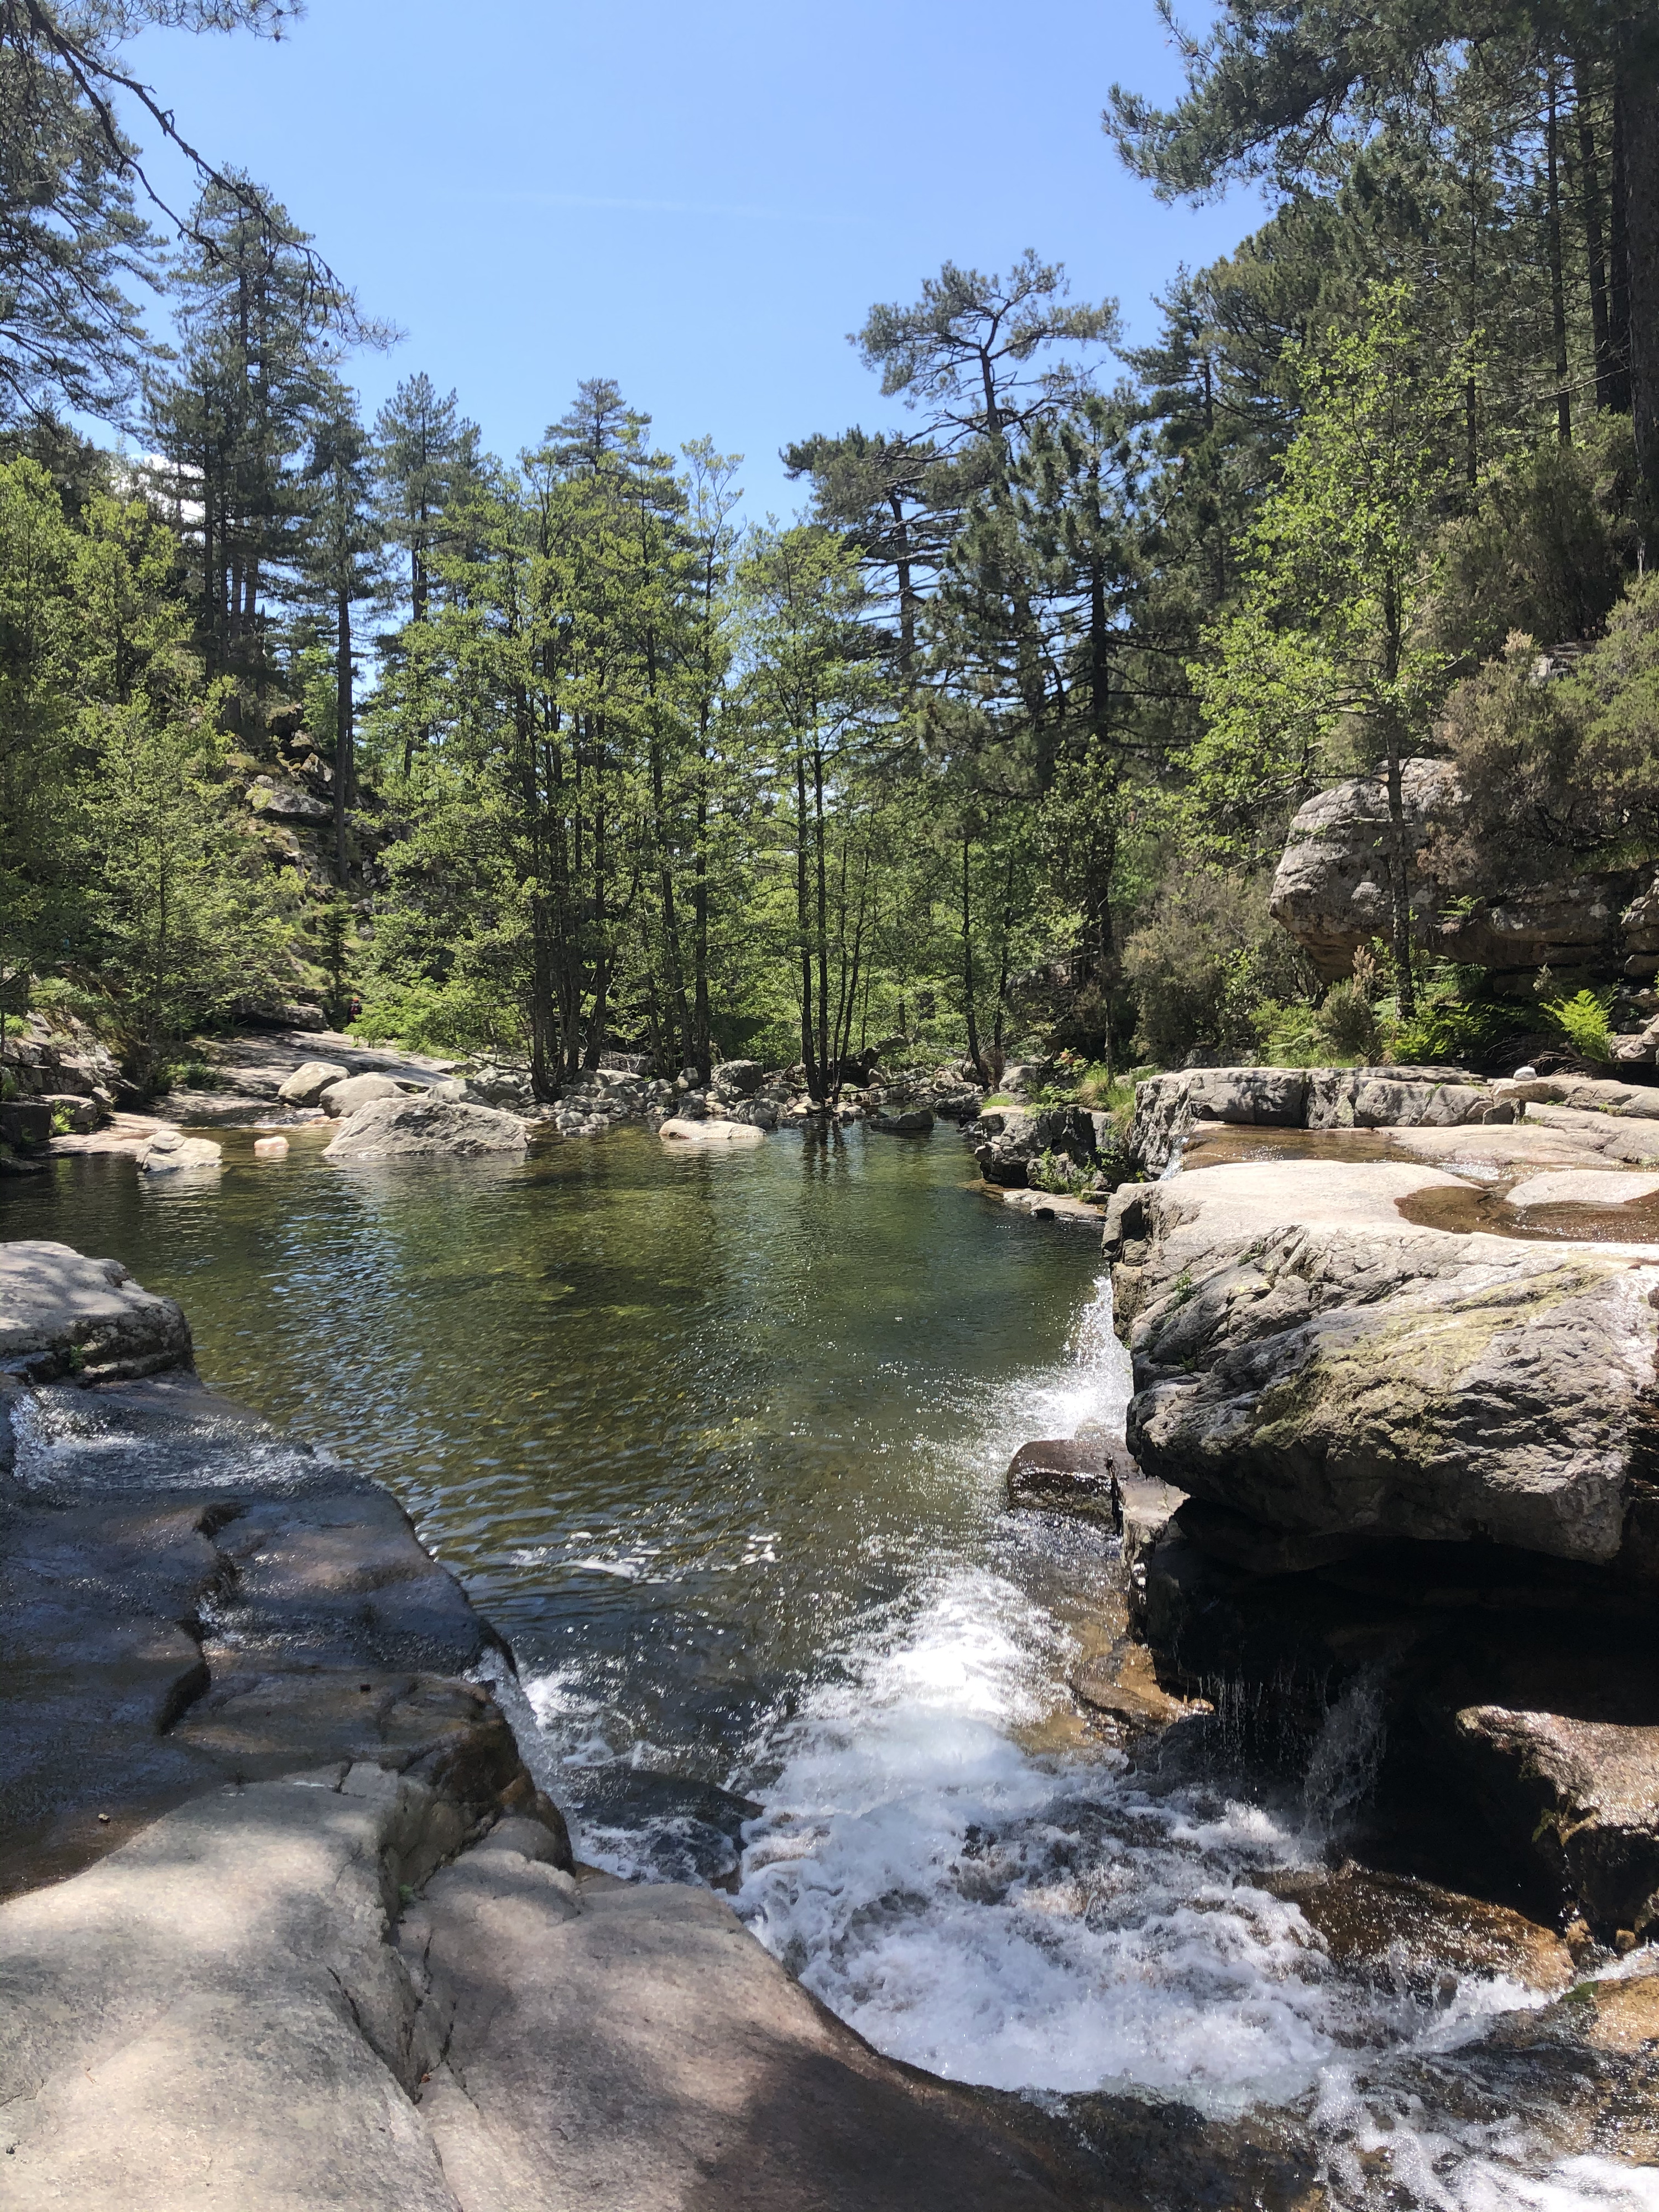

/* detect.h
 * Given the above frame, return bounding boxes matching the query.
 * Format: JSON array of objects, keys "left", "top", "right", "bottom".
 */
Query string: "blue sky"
[{"left": 120, "top": 0, "right": 1258, "bottom": 519}]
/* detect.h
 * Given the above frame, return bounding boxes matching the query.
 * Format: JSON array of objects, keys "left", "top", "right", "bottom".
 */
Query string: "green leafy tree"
[{"left": 1189, "top": 286, "right": 1468, "bottom": 1011}]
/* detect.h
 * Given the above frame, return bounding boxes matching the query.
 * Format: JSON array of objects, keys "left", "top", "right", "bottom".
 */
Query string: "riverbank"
[{"left": 0, "top": 1239, "right": 1137, "bottom": 2210}]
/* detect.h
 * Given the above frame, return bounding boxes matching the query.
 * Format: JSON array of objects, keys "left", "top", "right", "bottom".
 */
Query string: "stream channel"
[{"left": 5, "top": 1119, "right": 1655, "bottom": 2210}]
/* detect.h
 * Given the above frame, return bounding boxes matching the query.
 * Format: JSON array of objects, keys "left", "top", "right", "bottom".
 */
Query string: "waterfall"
[{"left": 1302, "top": 1667, "right": 1389, "bottom": 1838}]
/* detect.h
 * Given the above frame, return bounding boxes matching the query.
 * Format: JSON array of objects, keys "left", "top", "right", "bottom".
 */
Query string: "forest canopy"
[{"left": 3, "top": 0, "right": 1658, "bottom": 1096}]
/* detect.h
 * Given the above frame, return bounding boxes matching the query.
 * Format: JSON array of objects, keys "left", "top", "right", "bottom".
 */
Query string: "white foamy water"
[
  {"left": 520, "top": 1264, "right": 1656, "bottom": 2210},
  {"left": 733, "top": 1563, "right": 1526, "bottom": 2106}
]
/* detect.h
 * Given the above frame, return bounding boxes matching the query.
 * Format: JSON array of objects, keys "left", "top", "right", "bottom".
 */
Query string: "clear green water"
[{"left": 1, "top": 1119, "right": 1111, "bottom": 1861}]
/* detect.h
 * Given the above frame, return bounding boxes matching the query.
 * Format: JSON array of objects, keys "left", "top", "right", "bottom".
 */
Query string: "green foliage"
[
  {"left": 1431, "top": 418, "right": 1639, "bottom": 667},
  {"left": 1253, "top": 977, "right": 1385, "bottom": 1068},
  {"left": 1121, "top": 867, "right": 1313, "bottom": 1067},
  {"left": 351, "top": 976, "right": 525, "bottom": 1058},
  {"left": 1186, "top": 285, "right": 1468, "bottom": 865},
  {"left": 1027, "top": 1147, "right": 1094, "bottom": 1197},
  {"left": 1389, "top": 997, "right": 1528, "bottom": 1066},
  {"left": 1434, "top": 577, "right": 1659, "bottom": 891},
  {"left": 1542, "top": 988, "right": 1616, "bottom": 1064}
]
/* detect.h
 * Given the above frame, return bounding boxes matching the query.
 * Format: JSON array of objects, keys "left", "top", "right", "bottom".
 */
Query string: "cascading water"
[{"left": 9, "top": 1126, "right": 1656, "bottom": 2209}]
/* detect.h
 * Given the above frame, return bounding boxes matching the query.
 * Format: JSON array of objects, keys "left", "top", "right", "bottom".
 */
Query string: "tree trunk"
[
  {"left": 813, "top": 747, "right": 830, "bottom": 1101},
  {"left": 888, "top": 492, "right": 916, "bottom": 682},
  {"left": 795, "top": 749, "right": 818, "bottom": 1100},
  {"left": 961, "top": 833, "right": 984, "bottom": 1082},
  {"left": 1618, "top": 24, "right": 1659, "bottom": 502},
  {"left": 1383, "top": 738, "right": 1415, "bottom": 1019},
  {"left": 1547, "top": 69, "right": 1572, "bottom": 446},
  {"left": 1575, "top": 60, "right": 1616, "bottom": 410},
  {"left": 1612, "top": 66, "right": 1636, "bottom": 417},
  {"left": 335, "top": 586, "right": 352, "bottom": 888}
]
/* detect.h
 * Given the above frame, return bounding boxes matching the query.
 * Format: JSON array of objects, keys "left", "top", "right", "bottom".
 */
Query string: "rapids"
[{"left": 4, "top": 1117, "right": 1655, "bottom": 2207}]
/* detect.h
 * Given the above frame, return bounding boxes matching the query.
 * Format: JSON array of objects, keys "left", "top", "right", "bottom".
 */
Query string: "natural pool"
[{"left": 7, "top": 1120, "right": 1655, "bottom": 2208}]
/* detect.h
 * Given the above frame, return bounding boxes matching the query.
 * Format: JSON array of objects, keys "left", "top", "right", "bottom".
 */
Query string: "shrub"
[
  {"left": 1123, "top": 868, "right": 1315, "bottom": 1067},
  {"left": 1542, "top": 988, "right": 1615, "bottom": 1064},
  {"left": 1390, "top": 997, "right": 1528, "bottom": 1066}
]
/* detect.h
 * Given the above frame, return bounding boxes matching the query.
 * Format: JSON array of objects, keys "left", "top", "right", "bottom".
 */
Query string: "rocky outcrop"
[
  {"left": 1107, "top": 1140, "right": 1659, "bottom": 1933},
  {"left": 972, "top": 1103, "right": 1114, "bottom": 1188},
  {"left": 320, "top": 1070, "right": 409, "bottom": 1115},
  {"left": 1270, "top": 757, "right": 1657, "bottom": 992},
  {"left": 0, "top": 1242, "right": 192, "bottom": 1383},
  {"left": 0, "top": 1011, "right": 119, "bottom": 1112},
  {"left": 1108, "top": 1159, "right": 1658, "bottom": 1564},
  {"left": 277, "top": 1056, "right": 350, "bottom": 1105},
  {"left": 1128, "top": 1063, "right": 1502, "bottom": 1174},
  {"left": 325, "top": 1095, "right": 528, "bottom": 1160}
]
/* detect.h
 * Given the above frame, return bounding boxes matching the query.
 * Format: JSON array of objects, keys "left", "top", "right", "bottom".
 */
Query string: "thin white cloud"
[{"left": 455, "top": 189, "right": 865, "bottom": 228}]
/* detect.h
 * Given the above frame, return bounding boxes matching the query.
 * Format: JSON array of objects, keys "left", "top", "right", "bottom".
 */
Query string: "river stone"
[
  {"left": 1506, "top": 1168, "right": 1659, "bottom": 1209},
  {"left": 658, "top": 1115, "right": 765, "bottom": 1146},
  {"left": 873, "top": 1106, "right": 936, "bottom": 1134},
  {"left": 711, "top": 1057, "right": 764, "bottom": 1098},
  {"left": 138, "top": 1127, "right": 222, "bottom": 1175},
  {"left": 1434, "top": 1698, "right": 1659, "bottom": 1939},
  {"left": 320, "top": 1071, "right": 408, "bottom": 1116},
  {"left": 275, "top": 1057, "right": 349, "bottom": 1105},
  {"left": 324, "top": 1095, "right": 528, "bottom": 1159},
  {"left": 1006, "top": 1435, "right": 1132, "bottom": 1517},
  {"left": 1109, "top": 1160, "right": 1659, "bottom": 1566},
  {"left": 1259, "top": 1864, "right": 1573, "bottom": 1997},
  {"left": 0, "top": 1241, "right": 192, "bottom": 1383}
]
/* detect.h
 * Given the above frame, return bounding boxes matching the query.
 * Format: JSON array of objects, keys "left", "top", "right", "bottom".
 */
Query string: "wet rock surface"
[
  {"left": 1109, "top": 1121, "right": 1659, "bottom": 1945},
  {"left": 0, "top": 1362, "right": 528, "bottom": 1900}
]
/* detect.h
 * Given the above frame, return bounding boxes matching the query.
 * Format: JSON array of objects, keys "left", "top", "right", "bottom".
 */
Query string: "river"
[{"left": 6, "top": 1118, "right": 1656, "bottom": 2209}]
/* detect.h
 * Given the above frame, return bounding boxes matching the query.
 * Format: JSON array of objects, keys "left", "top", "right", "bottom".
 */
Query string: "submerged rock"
[
  {"left": 324, "top": 1095, "right": 528, "bottom": 1159},
  {"left": 138, "top": 1128, "right": 223, "bottom": 1175}
]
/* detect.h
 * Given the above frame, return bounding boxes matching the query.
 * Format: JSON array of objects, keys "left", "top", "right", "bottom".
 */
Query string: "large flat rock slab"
[
  {"left": 412, "top": 1859, "right": 1086, "bottom": 2211},
  {"left": 0, "top": 1369, "right": 512, "bottom": 1898},
  {"left": 1, "top": 1770, "right": 1099, "bottom": 2212},
  {"left": 0, "top": 1240, "right": 192, "bottom": 1381},
  {"left": 0, "top": 1771, "right": 470, "bottom": 2211},
  {"left": 1106, "top": 1163, "right": 1659, "bottom": 1564}
]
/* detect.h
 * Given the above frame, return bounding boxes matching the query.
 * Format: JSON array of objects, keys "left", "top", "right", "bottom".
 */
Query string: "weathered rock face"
[
  {"left": 0, "top": 1242, "right": 192, "bottom": 1383},
  {"left": 1108, "top": 1161, "right": 1659, "bottom": 1566},
  {"left": 320, "top": 1071, "right": 409, "bottom": 1116},
  {"left": 1270, "top": 757, "right": 1657, "bottom": 990},
  {"left": 1269, "top": 759, "right": 1461, "bottom": 979},
  {"left": 0, "top": 1358, "right": 536, "bottom": 1898},
  {"left": 973, "top": 1103, "right": 1109, "bottom": 1188},
  {"left": 325, "top": 1095, "right": 528, "bottom": 1159},
  {"left": 0, "top": 1011, "right": 119, "bottom": 1109},
  {"left": 1128, "top": 1064, "right": 1500, "bottom": 1174},
  {"left": 711, "top": 1057, "right": 764, "bottom": 1098}
]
